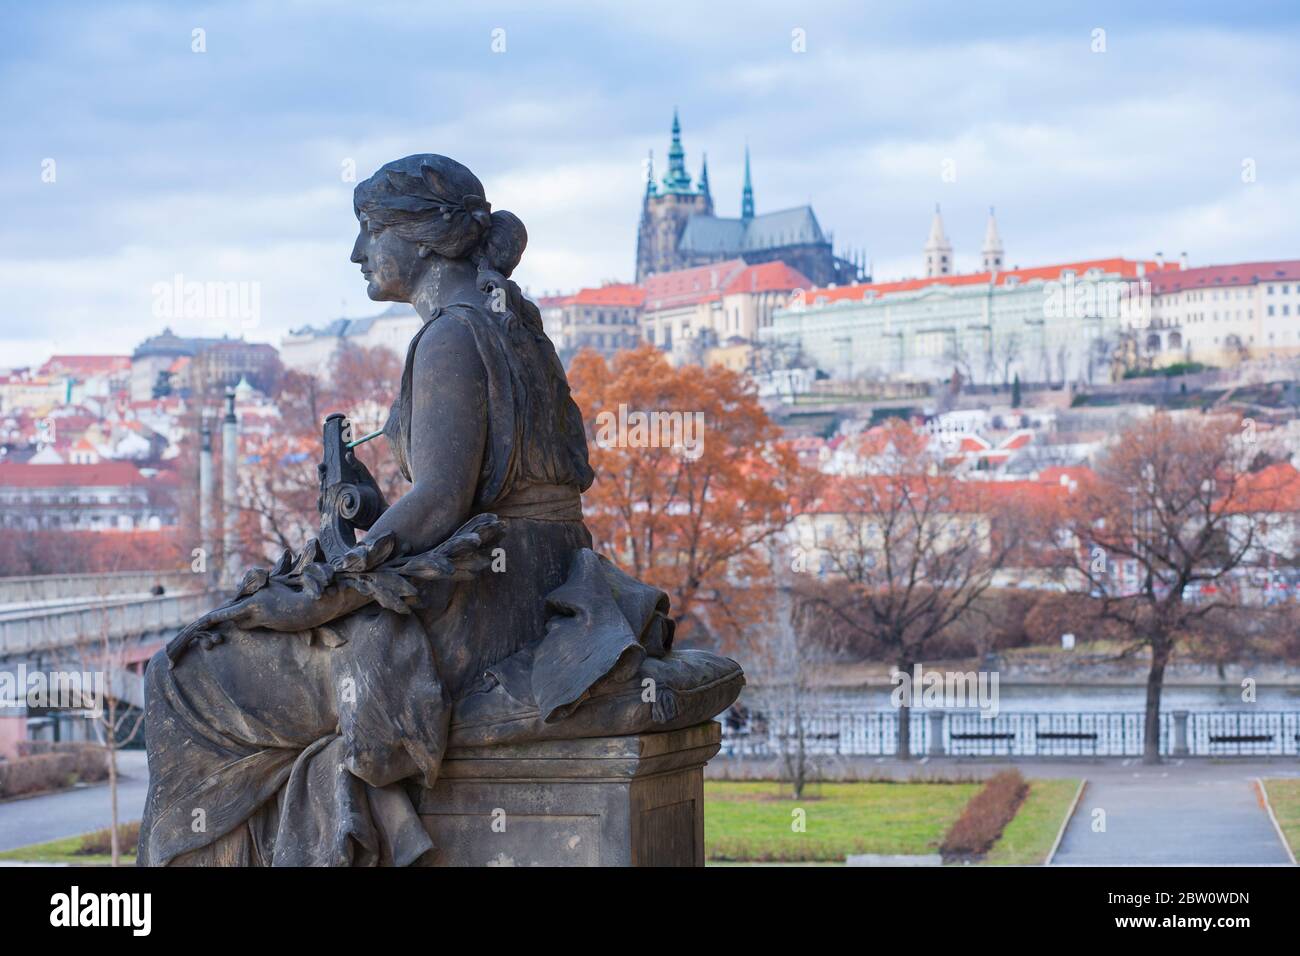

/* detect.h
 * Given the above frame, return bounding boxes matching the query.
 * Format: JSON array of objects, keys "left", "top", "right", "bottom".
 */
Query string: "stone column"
[
  {"left": 199, "top": 422, "right": 214, "bottom": 581},
  {"left": 1172, "top": 710, "right": 1190, "bottom": 756},
  {"left": 927, "top": 710, "right": 946, "bottom": 757},
  {"left": 221, "top": 389, "right": 239, "bottom": 587}
]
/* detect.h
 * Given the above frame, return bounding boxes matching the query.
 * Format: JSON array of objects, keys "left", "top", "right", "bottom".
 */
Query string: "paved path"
[
  {"left": 1052, "top": 767, "right": 1292, "bottom": 865},
  {"left": 0, "top": 750, "right": 148, "bottom": 852}
]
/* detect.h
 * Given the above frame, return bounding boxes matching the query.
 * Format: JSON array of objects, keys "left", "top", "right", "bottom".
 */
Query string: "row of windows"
[
  {"left": 1183, "top": 310, "right": 1254, "bottom": 323},
  {"left": 567, "top": 332, "right": 640, "bottom": 351},
  {"left": 1186, "top": 330, "right": 1300, "bottom": 346},
  {"left": 1164, "top": 283, "right": 1297, "bottom": 306},
  {"left": 1186, "top": 304, "right": 1300, "bottom": 319},
  {"left": 0, "top": 515, "right": 165, "bottom": 531},
  {"left": 575, "top": 309, "right": 639, "bottom": 325},
  {"left": 0, "top": 493, "right": 146, "bottom": 505}
]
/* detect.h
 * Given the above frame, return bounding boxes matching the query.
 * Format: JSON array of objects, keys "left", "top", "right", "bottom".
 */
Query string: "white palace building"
[{"left": 761, "top": 207, "right": 1187, "bottom": 386}]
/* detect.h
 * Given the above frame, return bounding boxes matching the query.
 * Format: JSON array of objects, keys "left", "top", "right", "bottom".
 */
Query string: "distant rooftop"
[
  {"left": 288, "top": 304, "right": 420, "bottom": 340},
  {"left": 678, "top": 205, "right": 827, "bottom": 256},
  {"left": 132, "top": 328, "right": 247, "bottom": 359},
  {"left": 642, "top": 259, "right": 812, "bottom": 310},
  {"left": 1147, "top": 259, "right": 1300, "bottom": 294}
]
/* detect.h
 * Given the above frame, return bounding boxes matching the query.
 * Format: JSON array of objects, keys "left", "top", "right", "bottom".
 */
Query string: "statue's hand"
[{"left": 164, "top": 581, "right": 351, "bottom": 665}]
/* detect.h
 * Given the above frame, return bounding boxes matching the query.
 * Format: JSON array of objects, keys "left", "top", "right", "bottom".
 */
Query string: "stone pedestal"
[
  {"left": 417, "top": 721, "right": 720, "bottom": 866},
  {"left": 927, "top": 710, "right": 945, "bottom": 756},
  {"left": 1172, "top": 710, "right": 1190, "bottom": 756}
]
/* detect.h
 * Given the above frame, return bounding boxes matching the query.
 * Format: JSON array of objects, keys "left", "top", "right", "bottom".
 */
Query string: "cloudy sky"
[{"left": 2, "top": 0, "right": 1298, "bottom": 366}]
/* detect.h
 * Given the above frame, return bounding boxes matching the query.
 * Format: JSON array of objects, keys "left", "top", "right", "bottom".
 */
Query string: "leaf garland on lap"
[{"left": 165, "top": 514, "right": 504, "bottom": 664}]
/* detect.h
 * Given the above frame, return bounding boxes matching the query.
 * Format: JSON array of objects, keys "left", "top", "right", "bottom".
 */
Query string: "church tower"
[
  {"left": 923, "top": 204, "right": 953, "bottom": 278},
  {"left": 981, "top": 206, "right": 1004, "bottom": 273},
  {"left": 741, "top": 146, "right": 754, "bottom": 221},
  {"left": 698, "top": 153, "right": 713, "bottom": 214},
  {"left": 635, "top": 110, "right": 712, "bottom": 282}
]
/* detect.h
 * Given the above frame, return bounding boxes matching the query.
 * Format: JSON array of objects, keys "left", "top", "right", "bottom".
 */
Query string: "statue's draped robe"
[{"left": 138, "top": 303, "right": 674, "bottom": 866}]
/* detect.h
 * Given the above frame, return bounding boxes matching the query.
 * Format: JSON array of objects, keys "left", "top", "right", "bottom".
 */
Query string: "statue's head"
[{"left": 351, "top": 154, "right": 527, "bottom": 303}]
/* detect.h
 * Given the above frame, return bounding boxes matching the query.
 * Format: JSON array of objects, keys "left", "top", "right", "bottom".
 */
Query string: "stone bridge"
[{"left": 0, "top": 570, "right": 217, "bottom": 720}]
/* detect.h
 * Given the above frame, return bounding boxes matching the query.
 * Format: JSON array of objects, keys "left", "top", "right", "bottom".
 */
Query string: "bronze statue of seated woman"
[{"left": 137, "top": 154, "right": 744, "bottom": 867}]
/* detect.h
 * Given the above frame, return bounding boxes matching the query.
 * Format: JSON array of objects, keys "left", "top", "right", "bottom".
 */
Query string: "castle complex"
[{"left": 634, "top": 111, "right": 866, "bottom": 288}]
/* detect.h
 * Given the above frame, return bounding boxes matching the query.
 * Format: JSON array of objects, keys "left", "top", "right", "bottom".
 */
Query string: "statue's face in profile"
[{"left": 350, "top": 214, "right": 425, "bottom": 302}]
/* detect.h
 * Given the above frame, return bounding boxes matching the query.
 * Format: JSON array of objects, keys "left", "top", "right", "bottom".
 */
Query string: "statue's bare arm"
[{"left": 365, "top": 314, "right": 487, "bottom": 555}]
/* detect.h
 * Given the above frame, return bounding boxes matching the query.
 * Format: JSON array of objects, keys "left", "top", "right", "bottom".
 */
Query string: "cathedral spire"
[
  {"left": 741, "top": 145, "right": 754, "bottom": 220},
  {"left": 981, "top": 205, "right": 1004, "bottom": 272},
  {"left": 645, "top": 149, "right": 656, "bottom": 197},
  {"left": 699, "top": 152, "right": 710, "bottom": 201},
  {"left": 923, "top": 203, "right": 953, "bottom": 278},
  {"left": 661, "top": 108, "right": 693, "bottom": 193}
]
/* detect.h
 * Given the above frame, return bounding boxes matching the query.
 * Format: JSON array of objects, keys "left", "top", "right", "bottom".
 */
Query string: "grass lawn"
[
  {"left": 981, "top": 778, "right": 1081, "bottom": 865},
  {"left": 1261, "top": 779, "right": 1300, "bottom": 857},
  {"left": 0, "top": 832, "right": 136, "bottom": 866},
  {"left": 705, "top": 780, "right": 980, "bottom": 862}
]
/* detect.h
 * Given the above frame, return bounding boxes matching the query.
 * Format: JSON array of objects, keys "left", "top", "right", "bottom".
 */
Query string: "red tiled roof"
[
  {"left": 38, "top": 355, "right": 131, "bottom": 376},
  {"left": 799, "top": 258, "right": 1178, "bottom": 308},
  {"left": 565, "top": 283, "right": 646, "bottom": 308},
  {"left": 1037, "top": 466, "right": 1093, "bottom": 486},
  {"left": 1147, "top": 260, "right": 1300, "bottom": 295},
  {"left": 1222, "top": 462, "right": 1300, "bottom": 514},
  {"left": 643, "top": 259, "right": 749, "bottom": 310},
  {"left": 44, "top": 414, "right": 97, "bottom": 438},
  {"left": 722, "top": 261, "right": 812, "bottom": 295},
  {"left": 0, "top": 461, "right": 161, "bottom": 488}
]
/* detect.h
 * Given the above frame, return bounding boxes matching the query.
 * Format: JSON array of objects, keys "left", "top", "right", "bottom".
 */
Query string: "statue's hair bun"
[{"left": 482, "top": 210, "right": 527, "bottom": 278}]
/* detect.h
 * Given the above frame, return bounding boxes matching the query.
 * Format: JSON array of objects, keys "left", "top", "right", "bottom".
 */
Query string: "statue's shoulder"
[{"left": 412, "top": 303, "right": 488, "bottom": 371}]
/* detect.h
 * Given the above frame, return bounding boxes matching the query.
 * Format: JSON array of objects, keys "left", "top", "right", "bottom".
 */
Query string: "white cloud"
[{"left": 1, "top": 3, "right": 1298, "bottom": 368}]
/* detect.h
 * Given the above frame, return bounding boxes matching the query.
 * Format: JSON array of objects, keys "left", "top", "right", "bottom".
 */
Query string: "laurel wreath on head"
[{"left": 379, "top": 165, "right": 493, "bottom": 233}]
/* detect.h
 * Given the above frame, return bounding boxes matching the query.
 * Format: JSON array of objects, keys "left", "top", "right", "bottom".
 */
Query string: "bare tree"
[
  {"left": 80, "top": 578, "right": 149, "bottom": 865},
  {"left": 944, "top": 334, "right": 977, "bottom": 387},
  {"left": 736, "top": 543, "right": 836, "bottom": 799},
  {"left": 990, "top": 332, "right": 1022, "bottom": 389},
  {"left": 792, "top": 421, "right": 1015, "bottom": 757},
  {"left": 1045, "top": 413, "right": 1281, "bottom": 763}
]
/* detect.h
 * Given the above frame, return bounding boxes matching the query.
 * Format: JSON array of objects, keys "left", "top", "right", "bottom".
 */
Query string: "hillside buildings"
[
  {"left": 1145, "top": 260, "right": 1300, "bottom": 365},
  {"left": 280, "top": 304, "right": 423, "bottom": 373},
  {"left": 641, "top": 259, "right": 810, "bottom": 367},
  {"left": 762, "top": 255, "right": 1177, "bottom": 386},
  {"left": 131, "top": 330, "right": 279, "bottom": 401},
  {"left": 540, "top": 284, "right": 645, "bottom": 362},
  {"left": 0, "top": 460, "right": 178, "bottom": 532}
]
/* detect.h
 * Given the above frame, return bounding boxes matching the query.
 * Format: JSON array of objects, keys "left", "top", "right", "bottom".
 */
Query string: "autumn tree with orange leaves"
[{"left": 568, "top": 343, "right": 815, "bottom": 651}]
